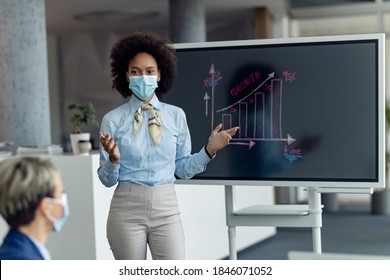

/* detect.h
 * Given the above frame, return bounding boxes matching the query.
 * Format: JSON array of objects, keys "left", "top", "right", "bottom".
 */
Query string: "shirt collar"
[
  {"left": 148, "top": 95, "right": 161, "bottom": 109},
  {"left": 128, "top": 94, "right": 161, "bottom": 112},
  {"left": 28, "top": 235, "right": 51, "bottom": 260}
]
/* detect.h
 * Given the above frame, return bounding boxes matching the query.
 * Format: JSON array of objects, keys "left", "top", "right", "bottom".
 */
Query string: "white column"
[
  {"left": 169, "top": 0, "right": 206, "bottom": 43},
  {"left": 0, "top": 0, "right": 51, "bottom": 146},
  {"left": 273, "top": 13, "right": 291, "bottom": 38}
]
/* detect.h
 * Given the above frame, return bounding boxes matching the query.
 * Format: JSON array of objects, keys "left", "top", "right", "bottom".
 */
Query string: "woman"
[
  {"left": 0, "top": 157, "right": 69, "bottom": 260},
  {"left": 98, "top": 32, "right": 238, "bottom": 260}
]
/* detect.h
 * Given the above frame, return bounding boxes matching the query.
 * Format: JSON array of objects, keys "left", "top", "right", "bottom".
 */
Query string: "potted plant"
[
  {"left": 68, "top": 101, "right": 99, "bottom": 154},
  {"left": 371, "top": 102, "right": 390, "bottom": 214}
]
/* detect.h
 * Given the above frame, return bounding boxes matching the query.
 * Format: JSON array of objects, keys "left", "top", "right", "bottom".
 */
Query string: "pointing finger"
[{"left": 226, "top": 127, "right": 239, "bottom": 136}]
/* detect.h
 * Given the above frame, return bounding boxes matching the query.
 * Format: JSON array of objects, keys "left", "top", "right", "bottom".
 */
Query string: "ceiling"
[
  {"left": 44, "top": 0, "right": 286, "bottom": 34},
  {"left": 44, "top": 0, "right": 387, "bottom": 34}
]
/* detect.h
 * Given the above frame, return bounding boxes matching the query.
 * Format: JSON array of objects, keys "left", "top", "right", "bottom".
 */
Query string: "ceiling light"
[{"left": 73, "top": 10, "right": 159, "bottom": 23}]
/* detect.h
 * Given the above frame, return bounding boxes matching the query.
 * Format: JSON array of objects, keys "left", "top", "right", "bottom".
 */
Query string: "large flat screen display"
[{"left": 166, "top": 34, "right": 385, "bottom": 188}]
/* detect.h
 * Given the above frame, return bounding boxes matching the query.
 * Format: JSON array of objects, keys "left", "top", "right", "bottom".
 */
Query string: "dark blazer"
[{"left": 0, "top": 228, "right": 44, "bottom": 260}]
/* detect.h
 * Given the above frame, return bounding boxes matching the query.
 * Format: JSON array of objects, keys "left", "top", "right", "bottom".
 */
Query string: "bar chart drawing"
[
  {"left": 222, "top": 114, "right": 232, "bottom": 131},
  {"left": 238, "top": 102, "right": 248, "bottom": 138},
  {"left": 271, "top": 79, "right": 282, "bottom": 139},
  {"left": 203, "top": 63, "right": 301, "bottom": 163},
  {"left": 254, "top": 92, "right": 265, "bottom": 139}
]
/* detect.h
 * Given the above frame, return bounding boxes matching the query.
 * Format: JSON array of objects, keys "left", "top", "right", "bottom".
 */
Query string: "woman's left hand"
[{"left": 206, "top": 124, "right": 239, "bottom": 156}]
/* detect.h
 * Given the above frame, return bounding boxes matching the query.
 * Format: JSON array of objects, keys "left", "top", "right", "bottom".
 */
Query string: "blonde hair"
[{"left": 0, "top": 157, "right": 58, "bottom": 228}]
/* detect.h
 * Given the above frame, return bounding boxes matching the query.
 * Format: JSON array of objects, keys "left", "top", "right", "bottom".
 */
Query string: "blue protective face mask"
[
  {"left": 45, "top": 194, "right": 69, "bottom": 232},
  {"left": 129, "top": 75, "right": 158, "bottom": 101}
]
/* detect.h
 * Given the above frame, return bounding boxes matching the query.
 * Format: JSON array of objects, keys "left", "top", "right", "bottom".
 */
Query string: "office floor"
[{"left": 233, "top": 201, "right": 390, "bottom": 260}]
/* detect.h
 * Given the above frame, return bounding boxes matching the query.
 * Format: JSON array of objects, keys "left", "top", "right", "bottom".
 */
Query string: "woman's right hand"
[{"left": 100, "top": 133, "right": 120, "bottom": 164}]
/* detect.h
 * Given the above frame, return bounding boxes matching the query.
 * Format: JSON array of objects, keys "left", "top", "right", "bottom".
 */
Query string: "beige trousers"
[{"left": 106, "top": 182, "right": 185, "bottom": 260}]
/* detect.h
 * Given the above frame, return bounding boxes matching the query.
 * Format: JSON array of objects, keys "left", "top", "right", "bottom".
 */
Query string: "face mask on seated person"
[
  {"left": 129, "top": 75, "right": 158, "bottom": 101},
  {"left": 45, "top": 194, "right": 69, "bottom": 232}
]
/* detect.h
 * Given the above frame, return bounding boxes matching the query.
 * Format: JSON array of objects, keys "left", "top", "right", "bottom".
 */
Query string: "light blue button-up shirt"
[
  {"left": 97, "top": 95, "right": 211, "bottom": 187},
  {"left": 29, "top": 236, "right": 51, "bottom": 260}
]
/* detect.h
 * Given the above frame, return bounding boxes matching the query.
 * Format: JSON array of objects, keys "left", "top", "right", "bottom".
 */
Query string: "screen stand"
[
  {"left": 308, "top": 187, "right": 322, "bottom": 254},
  {"left": 224, "top": 185, "right": 323, "bottom": 260}
]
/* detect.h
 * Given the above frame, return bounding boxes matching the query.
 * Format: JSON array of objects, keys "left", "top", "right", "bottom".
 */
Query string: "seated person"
[{"left": 0, "top": 157, "right": 69, "bottom": 260}]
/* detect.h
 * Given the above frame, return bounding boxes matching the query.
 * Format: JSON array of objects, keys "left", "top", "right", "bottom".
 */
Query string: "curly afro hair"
[{"left": 110, "top": 32, "right": 178, "bottom": 100}]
